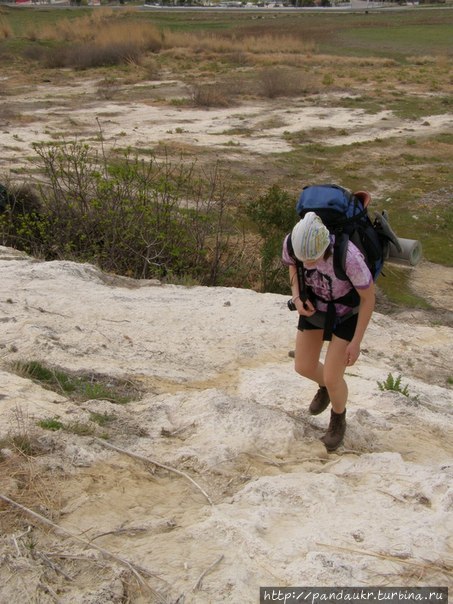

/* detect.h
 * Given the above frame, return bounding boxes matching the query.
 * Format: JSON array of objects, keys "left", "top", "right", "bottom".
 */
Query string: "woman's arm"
[
  {"left": 345, "top": 282, "right": 375, "bottom": 366},
  {"left": 289, "top": 265, "right": 316, "bottom": 316}
]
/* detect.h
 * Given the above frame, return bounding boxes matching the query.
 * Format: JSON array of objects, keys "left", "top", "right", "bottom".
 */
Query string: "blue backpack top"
[{"left": 295, "top": 183, "right": 395, "bottom": 281}]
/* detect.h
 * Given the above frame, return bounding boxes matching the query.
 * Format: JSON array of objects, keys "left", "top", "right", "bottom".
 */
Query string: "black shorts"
[{"left": 298, "top": 312, "right": 358, "bottom": 342}]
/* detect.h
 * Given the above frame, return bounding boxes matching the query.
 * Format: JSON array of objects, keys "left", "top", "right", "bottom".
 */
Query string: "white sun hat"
[{"left": 291, "top": 211, "right": 330, "bottom": 262}]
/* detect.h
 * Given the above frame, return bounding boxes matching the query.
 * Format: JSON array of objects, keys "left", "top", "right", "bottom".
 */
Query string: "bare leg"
[
  {"left": 323, "top": 335, "right": 349, "bottom": 413},
  {"left": 294, "top": 329, "right": 325, "bottom": 386}
]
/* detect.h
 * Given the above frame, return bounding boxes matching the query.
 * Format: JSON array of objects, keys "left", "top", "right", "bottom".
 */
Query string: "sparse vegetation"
[
  {"left": 245, "top": 184, "right": 297, "bottom": 292},
  {"left": 38, "top": 412, "right": 116, "bottom": 435},
  {"left": 89, "top": 411, "right": 117, "bottom": 426},
  {"left": 63, "top": 420, "right": 96, "bottom": 436},
  {"left": 12, "top": 360, "right": 140, "bottom": 404},
  {"left": 0, "top": 406, "right": 47, "bottom": 457},
  {"left": 0, "top": 16, "right": 12, "bottom": 39}
]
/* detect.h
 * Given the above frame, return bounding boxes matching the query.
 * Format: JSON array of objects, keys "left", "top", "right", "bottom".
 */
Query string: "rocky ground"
[{"left": 0, "top": 246, "right": 451, "bottom": 604}]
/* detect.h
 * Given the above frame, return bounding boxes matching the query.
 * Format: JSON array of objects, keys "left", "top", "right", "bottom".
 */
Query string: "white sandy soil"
[{"left": 0, "top": 246, "right": 452, "bottom": 603}]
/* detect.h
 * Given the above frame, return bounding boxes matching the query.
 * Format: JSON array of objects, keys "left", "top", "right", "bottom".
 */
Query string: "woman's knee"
[
  {"left": 323, "top": 372, "right": 344, "bottom": 393},
  {"left": 294, "top": 357, "right": 318, "bottom": 379},
  {"left": 294, "top": 330, "right": 323, "bottom": 379}
]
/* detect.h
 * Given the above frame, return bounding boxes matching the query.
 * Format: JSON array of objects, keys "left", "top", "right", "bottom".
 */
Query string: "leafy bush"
[
  {"left": 0, "top": 183, "right": 44, "bottom": 254},
  {"left": 0, "top": 142, "right": 252, "bottom": 287},
  {"left": 245, "top": 184, "right": 297, "bottom": 293}
]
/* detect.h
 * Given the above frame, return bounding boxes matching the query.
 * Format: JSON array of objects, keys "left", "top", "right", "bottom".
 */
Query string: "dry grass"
[
  {"left": 0, "top": 16, "right": 12, "bottom": 39},
  {"left": 162, "top": 30, "right": 314, "bottom": 56},
  {"left": 97, "top": 76, "right": 121, "bottom": 100},
  {"left": 258, "top": 66, "right": 318, "bottom": 99},
  {"left": 34, "top": 8, "right": 120, "bottom": 41},
  {"left": 24, "top": 13, "right": 162, "bottom": 69},
  {"left": 23, "top": 14, "right": 312, "bottom": 67},
  {"left": 0, "top": 407, "right": 60, "bottom": 533},
  {"left": 191, "top": 82, "right": 234, "bottom": 108},
  {"left": 96, "top": 22, "right": 162, "bottom": 54},
  {"left": 29, "top": 13, "right": 162, "bottom": 48}
]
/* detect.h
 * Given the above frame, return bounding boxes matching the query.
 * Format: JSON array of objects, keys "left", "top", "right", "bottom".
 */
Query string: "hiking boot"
[
  {"left": 309, "top": 386, "right": 330, "bottom": 415},
  {"left": 321, "top": 409, "right": 346, "bottom": 452}
]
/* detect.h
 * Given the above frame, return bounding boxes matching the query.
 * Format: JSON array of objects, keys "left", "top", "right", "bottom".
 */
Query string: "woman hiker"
[{"left": 282, "top": 211, "right": 375, "bottom": 451}]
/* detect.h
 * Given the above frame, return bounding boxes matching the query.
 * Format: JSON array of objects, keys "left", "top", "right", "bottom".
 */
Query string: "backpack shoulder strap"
[
  {"left": 287, "top": 234, "right": 309, "bottom": 304},
  {"left": 332, "top": 233, "right": 349, "bottom": 281}
]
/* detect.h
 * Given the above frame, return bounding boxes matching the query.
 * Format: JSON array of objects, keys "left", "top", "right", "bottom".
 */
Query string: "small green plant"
[
  {"left": 37, "top": 418, "right": 64, "bottom": 431},
  {"left": 377, "top": 373, "right": 410, "bottom": 397},
  {"left": 37, "top": 413, "right": 116, "bottom": 435}
]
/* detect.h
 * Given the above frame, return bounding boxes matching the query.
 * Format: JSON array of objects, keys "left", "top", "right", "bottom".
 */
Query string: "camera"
[{"left": 287, "top": 299, "right": 297, "bottom": 311}]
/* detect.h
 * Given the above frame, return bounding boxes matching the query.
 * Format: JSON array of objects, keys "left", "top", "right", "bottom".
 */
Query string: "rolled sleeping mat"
[{"left": 387, "top": 238, "right": 422, "bottom": 266}]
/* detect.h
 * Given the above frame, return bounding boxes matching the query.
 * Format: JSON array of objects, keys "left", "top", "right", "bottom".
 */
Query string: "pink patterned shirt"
[{"left": 282, "top": 234, "right": 372, "bottom": 317}]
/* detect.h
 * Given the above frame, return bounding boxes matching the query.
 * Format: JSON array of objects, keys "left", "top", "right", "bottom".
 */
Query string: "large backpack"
[
  {"left": 288, "top": 183, "right": 400, "bottom": 338},
  {"left": 295, "top": 183, "right": 396, "bottom": 281}
]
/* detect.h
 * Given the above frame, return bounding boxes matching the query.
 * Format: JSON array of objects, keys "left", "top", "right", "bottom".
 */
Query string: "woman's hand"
[
  {"left": 295, "top": 297, "right": 316, "bottom": 317},
  {"left": 345, "top": 282, "right": 375, "bottom": 366},
  {"left": 345, "top": 340, "right": 360, "bottom": 366}
]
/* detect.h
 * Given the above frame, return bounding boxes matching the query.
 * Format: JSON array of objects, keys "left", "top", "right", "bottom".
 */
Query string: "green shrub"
[
  {"left": 1, "top": 142, "right": 250, "bottom": 287},
  {"left": 245, "top": 184, "right": 297, "bottom": 293}
]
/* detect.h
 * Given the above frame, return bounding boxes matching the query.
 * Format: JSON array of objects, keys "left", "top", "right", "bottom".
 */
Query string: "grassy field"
[{"left": 0, "top": 5, "right": 452, "bottom": 302}]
